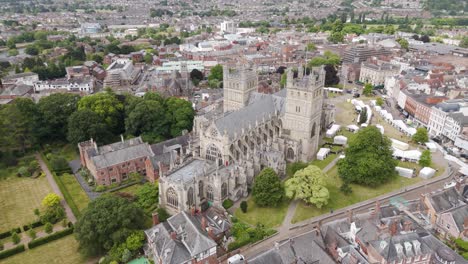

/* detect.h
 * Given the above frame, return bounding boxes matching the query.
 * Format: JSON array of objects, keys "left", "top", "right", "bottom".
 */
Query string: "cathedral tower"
[
  {"left": 283, "top": 66, "right": 325, "bottom": 161},
  {"left": 222, "top": 65, "right": 258, "bottom": 113}
]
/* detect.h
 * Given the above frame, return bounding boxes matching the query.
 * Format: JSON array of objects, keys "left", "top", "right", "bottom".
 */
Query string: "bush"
[
  {"left": 95, "top": 185, "right": 107, "bottom": 192},
  {"left": 49, "top": 155, "right": 70, "bottom": 174},
  {"left": 0, "top": 244, "right": 25, "bottom": 260},
  {"left": 18, "top": 166, "right": 31, "bottom": 177},
  {"left": 222, "top": 199, "right": 234, "bottom": 209},
  {"left": 340, "top": 182, "right": 353, "bottom": 195},
  {"left": 240, "top": 201, "right": 248, "bottom": 213},
  {"left": 0, "top": 228, "right": 21, "bottom": 239},
  {"left": 44, "top": 223, "right": 53, "bottom": 234},
  {"left": 28, "top": 229, "right": 36, "bottom": 240},
  {"left": 156, "top": 208, "right": 171, "bottom": 222},
  {"left": 11, "top": 231, "right": 20, "bottom": 244},
  {"left": 0, "top": 242, "right": 3, "bottom": 251},
  {"left": 27, "top": 227, "right": 74, "bottom": 249},
  {"left": 23, "top": 220, "right": 44, "bottom": 231}
]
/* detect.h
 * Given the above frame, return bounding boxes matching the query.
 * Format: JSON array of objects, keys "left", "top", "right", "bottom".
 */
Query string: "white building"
[
  {"left": 359, "top": 62, "right": 400, "bottom": 86},
  {"left": 33, "top": 77, "right": 94, "bottom": 93},
  {"left": 220, "top": 21, "right": 236, "bottom": 34}
]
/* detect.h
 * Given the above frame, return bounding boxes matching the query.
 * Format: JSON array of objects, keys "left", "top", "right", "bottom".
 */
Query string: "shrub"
[
  {"left": 0, "top": 244, "right": 25, "bottom": 260},
  {"left": 28, "top": 229, "right": 36, "bottom": 240},
  {"left": 0, "top": 227, "right": 21, "bottom": 240},
  {"left": 49, "top": 156, "right": 70, "bottom": 174},
  {"left": 222, "top": 199, "right": 234, "bottom": 209},
  {"left": 95, "top": 185, "right": 107, "bottom": 192},
  {"left": 240, "top": 201, "right": 248, "bottom": 213},
  {"left": 340, "top": 182, "right": 353, "bottom": 195},
  {"left": 28, "top": 160, "right": 39, "bottom": 174},
  {"left": 156, "top": 208, "right": 170, "bottom": 222},
  {"left": 11, "top": 231, "right": 20, "bottom": 244},
  {"left": 23, "top": 220, "right": 44, "bottom": 231},
  {"left": 62, "top": 219, "right": 68, "bottom": 228},
  {"left": 0, "top": 242, "right": 3, "bottom": 251},
  {"left": 18, "top": 166, "right": 31, "bottom": 177},
  {"left": 27, "top": 227, "right": 74, "bottom": 249},
  {"left": 44, "top": 223, "right": 53, "bottom": 234}
]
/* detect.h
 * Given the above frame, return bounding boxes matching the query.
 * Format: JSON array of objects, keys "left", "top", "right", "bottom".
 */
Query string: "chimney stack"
[
  {"left": 390, "top": 221, "right": 398, "bottom": 236},
  {"left": 152, "top": 212, "right": 160, "bottom": 225},
  {"left": 208, "top": 227, "right": 215, "bottom": 240},
  {"left": 170, "top": 231, "right": 177, "bottom": 240},
  {"left": 403, "top": 220, "right": 412, "bottom": 232},
  {"left": 201, "top": 216, "right": 207, "bottom": 230}
]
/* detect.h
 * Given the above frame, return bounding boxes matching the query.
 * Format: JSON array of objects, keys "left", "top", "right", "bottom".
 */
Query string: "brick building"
[{"left": 78, "top": 136, "right": 155, "bottom": 185}]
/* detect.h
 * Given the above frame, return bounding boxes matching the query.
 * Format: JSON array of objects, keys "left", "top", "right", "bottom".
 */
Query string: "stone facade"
[{"left": 158, "top": 65, "right": 330, "bottom": 215}]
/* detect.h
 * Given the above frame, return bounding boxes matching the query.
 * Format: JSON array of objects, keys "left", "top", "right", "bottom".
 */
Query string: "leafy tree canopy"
[
  {"left": 208, "top": 64, "right": 223, "bottom": 81},
  {"left": 252, "top": 168, "right": 284, "bottom": 207},
  {"left": 285, "top": 165, "right": 330, "bottom": 208},
  {"left": 412, "top": 127, "right": 429, "bottom": 144},
  {"left": 75, "top": 194, "right": 145, "bottom": 256},
  {"left": 78, "top": 91, "right": 124, "bottom": 134},
  {"left": 42, "top": 193, "right": 61, "bottom": 208},
  {"left": 67, "top": 109, "right": 111, "bottom": 145},
  {"left": 338, "top": 126, "right": 397, "bottom": 186},
  {"left": 419, "top": 150, "right": 432, "bottom": 167}
]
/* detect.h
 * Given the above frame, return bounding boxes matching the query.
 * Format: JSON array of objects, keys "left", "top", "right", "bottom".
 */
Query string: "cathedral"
[{"left": 158, "top": 64, "right": 334, "bottom": 215}]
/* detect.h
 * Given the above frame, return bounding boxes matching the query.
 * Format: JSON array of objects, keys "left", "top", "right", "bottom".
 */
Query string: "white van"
[{"left": 227, "top": 254, "right": 245, "bottom": 264}]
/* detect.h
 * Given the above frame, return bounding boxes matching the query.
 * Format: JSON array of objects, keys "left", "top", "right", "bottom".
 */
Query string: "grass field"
[
  {"left": 1, "top": 236, "right": 87, "bottom": 264},
  {"left": 59, "top": 173, "right": 90, "bottom": 213},
  {"left": 291, "top": 165, "right": 422, "bottom": 223},
  {"left": 310, "top": 153, "right": 338, "bottom": 169},
  {"left": 112, "top": 183, "right": 143, "bottom": 195},
  {"left": 0, "top": 175, "right": 53, "bottom": 231},
  {"left": 234, "top": 198, "right": 289, "bottom": 228}
]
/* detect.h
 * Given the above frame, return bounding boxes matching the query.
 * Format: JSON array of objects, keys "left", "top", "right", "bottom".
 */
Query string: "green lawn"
[
  {"left": 291, "top": 165, "right": 422, "bottom": 223},
  {"left": 112, "top": 183, "right": 143, "bottom": 195},
  {"left": 234, "top": 199, "right": 289, "bottom": 228},
  {"left": 1, "top": 235, "right": 87, "bottom": 264},
  {"left": 0, "top": 175, "right": 53, "bottom": 231},
  {"left": 59, "top": 173, "right": 90, "bottom": 213},
  {"left": 310, "top": 153, "right": 337, "bottom": 170}
]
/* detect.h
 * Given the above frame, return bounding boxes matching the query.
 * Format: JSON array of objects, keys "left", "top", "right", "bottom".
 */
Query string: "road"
[{"left": 36, "top": 153, "right": 77, "bottom": 223}]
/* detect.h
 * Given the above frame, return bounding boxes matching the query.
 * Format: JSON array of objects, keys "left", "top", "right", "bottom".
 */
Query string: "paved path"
[{"left": 36, "top": 153, "right": 77, "bottom": 223}]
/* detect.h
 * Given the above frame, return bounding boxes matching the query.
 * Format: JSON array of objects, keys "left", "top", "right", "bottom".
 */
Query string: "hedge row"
[
  {"left": 28, "top": 227, "right": 74, "bottom": 249},
  {"left": 108, "top": 181, "right": 139, "bottom": 193},
  {"left": 23, "top": 220, "right": 44, "bottom": 231},
  {"left": 0, "top": 228, "right": 22, "bottom": 240},
  {"left": 0, "top": 245, "right": 25, "bottom": 260},
  {"left": 40, "top": 152, "right": 81, "bottom": 218}
]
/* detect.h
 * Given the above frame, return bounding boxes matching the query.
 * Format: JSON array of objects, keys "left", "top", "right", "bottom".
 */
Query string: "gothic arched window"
[
  {"left": 206, "top": 144, "right": 222, "bottom": 162},
  {"left": 198, "top": 181, "right": 204, "bottom": 198},
  {"left": 221, "top": 183, "right": 228, "bottom": 199},
  {"left": 207, "top": 185, "right": 214, "bottom": 201},
  {"left": 167, "top": 188, "right": 178, "bottom": 208},
  {"left": 187, "top": 187, "right": 194, "bottom": 207},
  {"left": 311, "top": 122, "right": 316, "bottom": 138},
  {"left": 287, "top": 148, "right": 295, "bottom": 160}
]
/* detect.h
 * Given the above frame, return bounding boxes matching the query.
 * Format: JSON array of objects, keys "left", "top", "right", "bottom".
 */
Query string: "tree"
[
  {"left": 412, "top": 127, "right": 429, "bottom": 143},
  {"left": 67, "top": 109, "right": 111, "bottom": 145},
  {"left": 42, "top": 193, "right": 61, "bottom": 208},
  {"left": 324, "top": 64, "right": 339, "bottom": 86},
  {"left": 396, "top": 38, "right": 409, "bottom": 51},
  {"left": 45, "top": 222, "right": 53, "bottom": 234},
  {"left": 240, "top": 201, "right": 248, "bottom": 213},
  {"left": 28, "top": 228, "right": 37, "bottom": 239},
  {"left": 49, "top": 155, "right": 70, "bottom": 173},
  {"left": 328, "top": 31, "right": 344, "bottom": 43},
  {"left": 306, "top": 43, "right": 316, "bottom": 51},
  {"left": 208, "top": 64, "right": 223, "bottom": 82},
  {"left": 165, "top": 97, "right": 195, "bottom": 138},
  {"left": 358, "top": 107, "right": 368, "bottom": 125},
  {"left": 25, "top": 45, "right": 39, "bottom": 55},
  {"left": 419, "top": 150, "right": 432, "bottom": 167},
  {"left": 338, "top": 126, "right": 397, "bottom": 186},
  {"left": 18, "top": 166, "right": 31, "bottom": 177},
  {"left": 37, "top": 93, "right": 80, "bottom": 141},
  {"left": 78, "top": 91, "right": 124, "bottom": 134},
  {"left": 75, "top": 194, "right": 145, "bottom": 256},
  {"left": 190, "top": 69, "right": 204, "bottom": 83},
  {"left": 125, "top": 99, "right": 167, "bottom": 142},
  {"left": 252, "top": 168, "right": 284, "bottom": 207},
  {"left": 135, "top": 183, "right": 159, "bottom": 213},
  {"left": 285, "top": 165, "right": 330, "bottom": 208},
  {"left": 280, "top": 73, "right": 287, "bottom": 88},
  {"left": 363, "top": 83, "right": 373, "bottom": 96}
]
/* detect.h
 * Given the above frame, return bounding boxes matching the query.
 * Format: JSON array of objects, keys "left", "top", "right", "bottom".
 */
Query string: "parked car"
[
  {"left": 228, "top": 254, "right": 246, "bottom": 264},
  {"left": 353, "top": 93, "right": 360, "bottom": 98},
  {"left": 444, "top": 181, "right": 456, "bottom": 189}
]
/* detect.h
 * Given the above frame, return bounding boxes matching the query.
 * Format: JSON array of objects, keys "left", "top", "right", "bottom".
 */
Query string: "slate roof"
[
  {"left": 215, "top": 91, "right": 286, "bottom": 139},
  {"left": 165, "top": 159, "right": 206, "bottom": 183},
  {"left": 88, "top": 137, "right": 154, "bottom": 169},
  {"left": 145, "top": 211, "right": 218, "bottom": 264},
  {"left": 445, "top": 205, "right": 468, "bottom": 232},
  {"left": 248, "top": 231, "right": 334, "bottom": 264},
  {"left": 151, "top": 134, "right": 190, "bottom": 156},
  {"left": 428, "top": 187, "right": 465, "bottom": 213}
]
